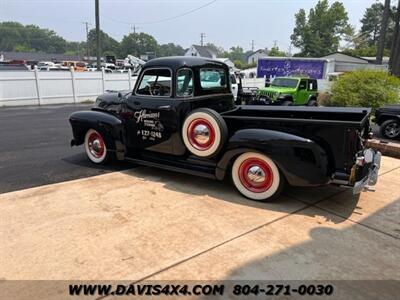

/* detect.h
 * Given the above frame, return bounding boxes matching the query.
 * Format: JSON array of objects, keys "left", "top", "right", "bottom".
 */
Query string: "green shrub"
[
  {"left": 330, "top": 70, "right": 400, "bottom": 110},
  {"left": 317, "top": 92, "right": 333, "bottom": 106}
]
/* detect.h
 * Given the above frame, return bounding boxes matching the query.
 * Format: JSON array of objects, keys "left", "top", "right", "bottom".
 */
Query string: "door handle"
[
  {"left": 133, "top": 101, "right": 141, "bottom": 105},
  {"left": 157, "top": 105, "right": 171, "bottom": 109}
]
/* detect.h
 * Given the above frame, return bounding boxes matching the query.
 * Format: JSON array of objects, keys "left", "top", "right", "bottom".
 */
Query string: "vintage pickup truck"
[{"left": 69, "top": 57, "right": 380, "bottom": 201}]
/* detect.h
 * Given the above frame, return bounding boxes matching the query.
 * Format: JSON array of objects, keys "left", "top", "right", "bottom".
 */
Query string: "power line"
[{"left": 101, "top": 0, "right": 217, "bottom": 25}]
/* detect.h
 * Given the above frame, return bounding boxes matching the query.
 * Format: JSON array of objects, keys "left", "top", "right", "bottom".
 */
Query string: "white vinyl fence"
[{"left": 0, "top": 68, "right": 137, "bottom": 107}]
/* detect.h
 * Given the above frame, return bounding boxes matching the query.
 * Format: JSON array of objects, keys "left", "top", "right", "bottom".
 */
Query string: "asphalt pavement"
[{"left": 0, "top": 104, "right": 131, "bottom": 194}]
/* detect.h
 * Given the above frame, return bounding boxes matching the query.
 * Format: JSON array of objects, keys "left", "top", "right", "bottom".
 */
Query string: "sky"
[{"left": 0, "top": 0, "right": 380, "bottom": 52}]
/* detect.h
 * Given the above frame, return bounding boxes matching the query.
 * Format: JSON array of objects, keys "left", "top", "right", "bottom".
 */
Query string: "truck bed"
[
  {"left": 221, "top": 106, "right": 371, "bottom": 173},
  {"left": 222, "top": 106, "right": 371, "bottom": 126}
]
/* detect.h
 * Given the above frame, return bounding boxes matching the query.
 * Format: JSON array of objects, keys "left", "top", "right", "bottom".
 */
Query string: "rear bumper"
[{"left": 352, "top": 149, "right": 381, "bottom": 194}]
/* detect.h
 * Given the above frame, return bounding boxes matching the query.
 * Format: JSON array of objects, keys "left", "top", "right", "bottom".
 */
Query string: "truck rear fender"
[
  {"left": 69, "top": 110, "right": 125, "bottom": 153},
  {"left": 216, "top": 129, "right": 331, "bottom": 187}
]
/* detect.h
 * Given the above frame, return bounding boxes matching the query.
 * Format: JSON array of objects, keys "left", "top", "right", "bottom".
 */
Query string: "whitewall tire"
[
  {"left": 84, "top": 129, "right": 108, "bottom": 164},
  {"left": 232, "top": 152, "right": 282, "bottom": 201},
  {"left": 182, "top": 108, "right": 227, "bottom": 158}
]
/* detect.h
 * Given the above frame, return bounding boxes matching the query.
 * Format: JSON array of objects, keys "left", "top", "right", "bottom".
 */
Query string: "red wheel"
[
  {"left": 84, "top": 129, "right": 107, "bottom": 164},
  {"left": 232, "top": 152, "right": 282, "bottom": 201},
  {"left": 182, "top": 109, "right": 227, "bottom": 158}
]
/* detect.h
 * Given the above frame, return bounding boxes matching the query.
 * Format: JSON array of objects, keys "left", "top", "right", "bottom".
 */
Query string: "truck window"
[
  {"left": 136, "top": 68, "right": 172, "bottom": 97},
  {"left": 176, "top": 68, "right": 193, "bottom": 97},
  {"left": 298, "top": 79, "right": 307, "bottom": 90},
  {"left": 271, "top": 78, "right": 298, "bottom": 88},
  {"left": 308, "top": 80, "right": 317, "bottom": 91},
  {"left": 200, "top": 68, "right": 227, "bottom": 90}
]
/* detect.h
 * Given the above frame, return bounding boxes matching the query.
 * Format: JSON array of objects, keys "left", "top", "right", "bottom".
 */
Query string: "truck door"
[
  {"left": 125, "top": 68, "right": 178, "bottom": 151},
  {"left": 296, "top": 79, "right": 308, "bottom": 105}
]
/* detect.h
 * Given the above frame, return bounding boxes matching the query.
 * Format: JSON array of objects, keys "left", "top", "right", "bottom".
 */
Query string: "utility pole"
[
  {"left": 82, "top": 21, "right": 91, "bottom": 57},
  {"left": 95, "top": 0, "right": 101, "bottom": 70},
  {"left": 200, "top": 33, "right": 205, "bottom": 46},
  {"left": 288, "top": 44, "right": 293, "bottom": 57},
  {"left": 377, "top": 0, "right": 391, "bottom": 64},
  {"left": 131, "top": 25, "right": 139, "bottom": 34},
  {"left": 251, "top": 40, "right": 255, "bottom": 52}
]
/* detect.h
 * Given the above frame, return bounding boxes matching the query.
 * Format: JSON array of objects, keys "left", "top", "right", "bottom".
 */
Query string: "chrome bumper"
[{"left": 353, "top": 149, "right": 381, "bottom": 194}]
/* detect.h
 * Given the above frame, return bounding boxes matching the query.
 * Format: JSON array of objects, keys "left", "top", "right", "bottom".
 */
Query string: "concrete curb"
[{"left": 366, "top": 139, "right": 400, "bottom": 158}]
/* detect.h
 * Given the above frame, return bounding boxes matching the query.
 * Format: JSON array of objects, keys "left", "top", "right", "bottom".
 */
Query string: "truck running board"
[{"left": 124, "top": 154, "right": 217, "bottom": 180}]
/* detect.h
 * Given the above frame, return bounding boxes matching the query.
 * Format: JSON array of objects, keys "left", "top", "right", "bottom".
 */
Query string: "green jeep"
[{"left": 257, "top": 77, "right": 318, "bottom": 106}]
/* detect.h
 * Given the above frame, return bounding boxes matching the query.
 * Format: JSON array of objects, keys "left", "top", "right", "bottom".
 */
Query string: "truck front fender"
[
  {"left": 217, "top": 129, "right": 331, "bottom": 186},
  {"left": 69, "top": 110, "right": 125, "bottom": 155}
]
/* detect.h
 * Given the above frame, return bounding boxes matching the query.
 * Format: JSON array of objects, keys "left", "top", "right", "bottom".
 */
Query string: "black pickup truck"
[
  {"left": 69, "top": 57, "right": 381, "bottom": 201},
  {"left": 375, "top": 105, "right": 400, "bottom": 140}
]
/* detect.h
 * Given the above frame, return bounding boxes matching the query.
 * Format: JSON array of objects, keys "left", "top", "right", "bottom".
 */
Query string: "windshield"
[{"left": 271, "top": 78, "right": 299, "bottom": 88}]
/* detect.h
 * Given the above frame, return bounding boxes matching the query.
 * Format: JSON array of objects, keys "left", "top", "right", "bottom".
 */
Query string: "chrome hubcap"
[
  {"left": 247, "top": 166, "right": 266, "bottom": 183},
  {"left": 385, "top": 123, "right": 400, "bottom": 137},
  {"left": 91, "top": 139, "right": 102, "bottom": 152},
  {"left": 193, "top": 124, "right": 210, "bottom": 144}
]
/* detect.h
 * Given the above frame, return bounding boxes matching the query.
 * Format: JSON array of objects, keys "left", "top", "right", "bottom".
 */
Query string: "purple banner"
[{"left": 257, "top": 59, "right": 325, "bottom": 79}]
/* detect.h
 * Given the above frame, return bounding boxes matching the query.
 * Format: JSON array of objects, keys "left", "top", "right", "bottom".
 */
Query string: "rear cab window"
[{"left": 200, "top": 68, "right": 227, "bottom": 92}]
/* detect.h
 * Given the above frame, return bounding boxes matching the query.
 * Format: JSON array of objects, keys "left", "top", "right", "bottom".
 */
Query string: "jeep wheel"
[
  {"left": 281, "top": 101, "right": 293, "bottom": 106},
  {"left": 231, "top": 152, "right": 284, "bottom": 201},
  {"left": 307, "top": 99, "right": 318, "bottom": 106},
  {"left": 380, "top": 119, "right": 400, "bottom": 139},
  {"left": 84, "top": 129, "right": 109, "bottom": 164}
]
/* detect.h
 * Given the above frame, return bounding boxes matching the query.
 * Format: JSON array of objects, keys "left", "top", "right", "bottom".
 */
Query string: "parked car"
[
  {"left": 256, "top": 76, "right": 318, "bottom": 106},
  {"left": 62, "top": 61, "right": 87, "bottom": 72},
  {"left": 69, "top": 57, "right": 380, "bottom": 202},
  {"left": 375, "top": 105, "right": 400, "bottom": 140},
  {"left": 38, "top": 65, "right": 69, "bottom": 71}
]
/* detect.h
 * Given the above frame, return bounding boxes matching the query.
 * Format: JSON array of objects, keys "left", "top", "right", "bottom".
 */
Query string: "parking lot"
[{"left": 0, "top": 105, "right": 399, "bottom": 298}]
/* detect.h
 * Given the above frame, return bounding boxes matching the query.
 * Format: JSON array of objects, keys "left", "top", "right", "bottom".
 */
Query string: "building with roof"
[
  {"left": 246, "top": 49, "right": 268, "bottom": 65},
  {"left": 185, "top": 45, "right": 217, "bottom": 59},
  {"left": 320, "top": 52, "right": 388, "bottom": 72}
]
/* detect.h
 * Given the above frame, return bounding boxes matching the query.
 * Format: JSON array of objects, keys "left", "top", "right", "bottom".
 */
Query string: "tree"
[
  {"left": 227, "top": 46, "right": 244, "bottom": 61},
  {"left": 268, "top": 46, "right": 286, "bottom": 57},
  {"left": 360, "top": 3, "right": 385, "bottom": 47},
  {"left": 390, "top": 0, "right": 400, "bottom": 75},
  {"left": 64, "top": 41, "right": 86, "bottom": 56},
  {"left": 87, "top": 29, "right": 118, "bottom": 58},
  {"left": 0, "top": 22, "right": 67, "bottom": 53},
  {"left": 158, "top": 43, "right": 185, "bottom": 57},
  {"left": 290, "top": 0, "right": 352, "bottom": 57},
  {"left": 377, "top": 0, "right": 392, "bottom": 64},
  {"left": 119, "top": 32, "right": 158, "bottom": 58}
]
